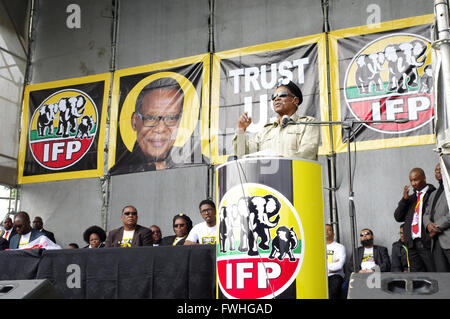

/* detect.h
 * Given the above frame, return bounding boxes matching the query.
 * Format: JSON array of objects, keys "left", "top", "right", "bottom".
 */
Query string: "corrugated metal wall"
[{"left": 16, "top": 0, "right": 437, "bottom": 257}]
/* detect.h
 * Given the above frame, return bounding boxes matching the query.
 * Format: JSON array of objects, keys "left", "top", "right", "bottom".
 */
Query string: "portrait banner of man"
[
  {"left": 209, "top": 33, "right": 330, "bottom": 164},
  {"left": 17, "top": 73, "right": 110, "bottom": 183},
  {"left": 328, "top": 14, "right": 435, "bottom": 153},
  {"left": 108, "top": 54, "right": 210, "bottom": 175}
]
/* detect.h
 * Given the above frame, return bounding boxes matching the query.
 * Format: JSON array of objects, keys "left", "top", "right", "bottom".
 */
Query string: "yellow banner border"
[
  {"left": 107, "top": 53, "right": 211, "bottom": 170},
  {"left": 328, "top": 14, "right": 435, "bottom": 154},
  {"left": 17, "top": 73, "right": 111, "bottom": 184},
  {"left": 210, "top": 33, "right": 331, "bottom": 165}
]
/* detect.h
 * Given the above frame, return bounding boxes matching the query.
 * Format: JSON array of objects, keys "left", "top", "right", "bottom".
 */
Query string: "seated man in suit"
[
  {"left": 105, "top": 205, "right": 153, "bottom": 248},
  {"left": 32, "top": 216, "right": 56, "bottom": 243},
  {"left": 9, "top": 211, "right": 45, "bottom": 249},
  {"left": 347, "top": 228, "right": 391, "bottom": 273},
  {"left": 161, "top": 213, "right": 193, "bottom": 246}
]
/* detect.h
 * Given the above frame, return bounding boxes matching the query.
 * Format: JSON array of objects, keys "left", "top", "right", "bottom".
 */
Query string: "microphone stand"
[{"left": 286, "top": 117, "right": 408, "bottom": 272}]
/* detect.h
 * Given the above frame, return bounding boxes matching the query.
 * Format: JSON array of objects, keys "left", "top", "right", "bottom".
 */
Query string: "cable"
[{"left": 234, "top": 158, "right": 277, "bottom": 299}]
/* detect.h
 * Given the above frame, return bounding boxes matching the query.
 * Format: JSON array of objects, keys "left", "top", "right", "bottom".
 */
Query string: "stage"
[{"left": 0, "top": 245, "right": 216, "bottom": 299}]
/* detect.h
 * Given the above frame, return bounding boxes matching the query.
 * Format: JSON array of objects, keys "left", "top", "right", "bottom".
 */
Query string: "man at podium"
[{"left": 233, "top": 78, "right": 320, "bottom": 160}]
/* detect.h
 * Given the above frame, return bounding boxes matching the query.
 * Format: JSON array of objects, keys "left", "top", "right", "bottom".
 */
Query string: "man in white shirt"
[
  {"left": 326, "top": 224, "right": 346, "bottom": 299},
  {"left": 185, "top": 199, "right": 217, "bottom": 245}
]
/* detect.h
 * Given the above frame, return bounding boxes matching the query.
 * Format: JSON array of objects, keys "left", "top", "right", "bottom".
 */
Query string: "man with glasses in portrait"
[
  {"left": 105, "top": 205, "right": 153, "bottom": 248},
  {"left": 233, "top": 78, "right": 320, "bottom": 161},
  {"left": 185, "top": 199, "right": 217, "bottom": 246},
  {"left": 111, "top": 78, "right": 184, "bottom": 174}
]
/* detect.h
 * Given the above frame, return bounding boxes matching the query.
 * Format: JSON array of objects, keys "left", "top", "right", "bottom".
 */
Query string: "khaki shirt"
[{"left": 233, "top": 115, "right": 320, "bottom": 160}]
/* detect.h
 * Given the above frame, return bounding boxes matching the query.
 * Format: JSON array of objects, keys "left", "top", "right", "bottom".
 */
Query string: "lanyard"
[{"left": 402, "top": 245, "right": 410, "bottom": 272}]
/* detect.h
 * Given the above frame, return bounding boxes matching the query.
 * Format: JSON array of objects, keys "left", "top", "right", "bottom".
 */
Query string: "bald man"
[
  {"left": 394, "top": 167, "right": 436, "bottom": 272},
  {"left": 9, "top": 211, "right": 45, "bottom": 249}
]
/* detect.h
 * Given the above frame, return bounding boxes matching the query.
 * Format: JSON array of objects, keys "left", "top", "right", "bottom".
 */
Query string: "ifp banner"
[
  {"left": 329, "top": 15, "right": 435, "bottom": 152},
  {"left": 209, "top": 34, "right": 331, "bottom": 164},
  {"left": 18, "top": 74, "right": 110, "bottom": 184},
  {"left": 107, "top": 54, "right": 210, "bottom": 175},
  {"left": 216, "top": 158, "right": 327, "bottom": 299}
]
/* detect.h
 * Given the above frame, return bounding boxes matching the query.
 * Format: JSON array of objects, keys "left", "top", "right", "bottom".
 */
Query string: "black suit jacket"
[
  {"left": 40, "top": 229, "right": 56, "bottom": 243},
  {"left": 161, "top": 235, "right": 187, "bottom": 246},
  {"left": 394, "top": 184, "right": 436, "bottom": 249},
  {"left": 347, "top": 245, "right": 391, "bottom": 273},
  {"left": 0, "top": 237, "right": 8, "bottom": 250},
  {"left": 105, "top": 225, "right": 153, "bottom": 248},
  {"left": 391, "top": 240, "right": 409, "bottom": 272},
  {"left": 3, "top": 228, "right": 17, "bottom": 242}
]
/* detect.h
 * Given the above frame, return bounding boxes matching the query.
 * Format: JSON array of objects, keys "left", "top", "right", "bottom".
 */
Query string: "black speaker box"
[
  {"left": 0, "top": 279, "right": 59, "bottom": 299},
  {"left": 347, "top": 272, "right": 450, "bottom": 299}
]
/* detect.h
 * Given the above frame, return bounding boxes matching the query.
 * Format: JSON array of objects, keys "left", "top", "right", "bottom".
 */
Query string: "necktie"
[
  {"left": 4, "top": 231, "right": 8, "bottom": 239},
  {"left": 412, "top": 192, "right": 422, "bottom": 235}
]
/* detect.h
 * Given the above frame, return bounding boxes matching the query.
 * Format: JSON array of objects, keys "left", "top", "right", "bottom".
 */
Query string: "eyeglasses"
[
  {"left": 136, "top": 112, "right": 181, "bottom": 127},
  {"left": 123, "top": 211, "right": 137, "bottom": 216},
  {"left": 201, "top": 208, "right": 215, "bottom": 215},
  {"left": 174, "top": 224, "right": 186, "bottom": 228},
  {"left": 271, "top": 92, "right": 295, "bottom": 101},
  {"left": 359, "top": 231, "right": 371, "bottom": 237}
]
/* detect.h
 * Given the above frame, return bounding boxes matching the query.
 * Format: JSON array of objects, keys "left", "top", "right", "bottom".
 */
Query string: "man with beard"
[
  {"left": 347, "top": 228, "right": 391, "bottom": 273},
  {"left": 111, "top": 77, "right": 183, "bottom": 174},
  {"left": 394, "top": 167, "right": 436, "bottom": 272}
]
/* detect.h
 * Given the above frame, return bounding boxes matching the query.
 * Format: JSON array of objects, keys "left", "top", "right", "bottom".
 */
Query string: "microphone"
[
  {"left": 285, "top": 118, "right": 410, "bottom": 126},
  {"left": 281, "top": 115, "right": 290, "bottom": 128}
]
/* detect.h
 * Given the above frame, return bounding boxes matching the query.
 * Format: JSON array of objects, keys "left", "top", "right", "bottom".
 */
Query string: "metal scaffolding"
[{"left": 432, "top": 0, "right": 450, "bottom": 202}]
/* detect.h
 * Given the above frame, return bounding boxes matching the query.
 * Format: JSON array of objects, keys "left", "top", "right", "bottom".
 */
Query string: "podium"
[{"left": 215, "top": 157, "right": 327, "bottom": 299}]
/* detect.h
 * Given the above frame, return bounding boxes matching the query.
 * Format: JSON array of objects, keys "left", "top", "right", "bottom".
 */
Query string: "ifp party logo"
[
  {"left": 28, "top": 89, "right": 98, "bottom": 170},
  {"left": 344, "top": 34, "right": 434, "bottom": 134},
  {"left": 217, "top": 183, "right": 304, "bottom": 299}
]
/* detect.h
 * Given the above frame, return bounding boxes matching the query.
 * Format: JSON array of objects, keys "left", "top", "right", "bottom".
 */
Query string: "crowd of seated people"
[
  {"left": 1, "top": 164, "right": 449, "bottom": 300},
  {"left": 0, "top": 199, "right": 218, "bottom": 250}
]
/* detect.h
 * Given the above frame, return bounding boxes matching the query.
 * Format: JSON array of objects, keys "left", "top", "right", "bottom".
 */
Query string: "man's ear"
[{"left": 131, "top": 112, "right": 138, "bottom": 131}]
